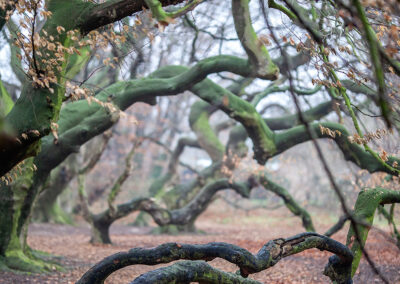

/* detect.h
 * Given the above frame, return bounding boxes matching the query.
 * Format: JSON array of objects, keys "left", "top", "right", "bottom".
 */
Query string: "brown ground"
[{"left": 0, "top": 202, "right": 399, "bottom": 284}]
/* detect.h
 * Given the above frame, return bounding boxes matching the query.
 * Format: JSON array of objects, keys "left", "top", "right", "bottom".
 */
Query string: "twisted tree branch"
[{"left": 77, "top": 232, "right": 353, "bottom": 284}]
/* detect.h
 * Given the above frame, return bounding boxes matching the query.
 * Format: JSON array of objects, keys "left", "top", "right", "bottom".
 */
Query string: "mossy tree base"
[{"left": 2, "top": 249, "right": 60, "bottom": 273}]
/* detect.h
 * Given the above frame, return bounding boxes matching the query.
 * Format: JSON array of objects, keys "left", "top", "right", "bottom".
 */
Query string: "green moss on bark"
[
  {"left": 345, "top": 188, "right": 400, "bottom": 275},
  {"left": 259, "top": 176, "right": 315, "bottom": 232},
  {"left": 232, "top": 0, "right": 279, "bottom": 79},
  {"left": 189, "top": 101, "right": 224, "bottom": 162}
]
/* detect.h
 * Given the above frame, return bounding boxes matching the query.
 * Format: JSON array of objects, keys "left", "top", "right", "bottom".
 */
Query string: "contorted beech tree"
[{"left": 0, "top": 0, "right": 399, "bottom": 282}]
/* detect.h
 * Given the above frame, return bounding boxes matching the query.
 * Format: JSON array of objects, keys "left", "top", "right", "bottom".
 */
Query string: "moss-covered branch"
[
  {"left": 150, "top": 64, "right": 277, "bottom": 164},
  {"left": 5, "top": 19, "right": 25, "bottom": 84},
  {"left": 281, "top": 0, "right": 323, "bottom": 43},
  {"left": 189, "top": 101, "right": 224, "bottom": 162},
  {"left": 27, "top": 55, "right": 251, "bottom": 189},
  {"left": 0, "top": 0, "right": 209, "bottom": 177},
  {"left": 259, "top": 175, "right": 315, "bottom": 231},
  {"left": 132, "top": 260, "right": 261, "bottom": 284},
  {"left": 227, "top": 101, "right": 334, "bottom": 152},
  {"left": 145, "top": 0, "right": 203, "bottom": 25},
  {"left": 77, "top": 232, "right": 353, "bottom": 284},
  {"left": 351, "top": 0, "right": 391, "bottom": 126},
  {"left": 251, "top": 84, "right": 322, "bottom": 107},
  {"left": 267, "top": 101, "right": 334, "bottom": 130},
  {"left": 0, "top": 80, "right": 13, "bottom": 117},
  {"left": 268, "top": 0, "right": 297, "bottom": 21},
  {"left": 28, "top": 45, "right": 311, "bottom": 185},
  {"left": 343, "top": 188, "right": 400, "bottom": 275},
  {"left": 274, "top": 122, "right": 400, "bottom": 175},
  {"left": 1, "top": 0, "right": 93, "bottom": 177},
  {"left": 77, "top": 0, "right": 189, "bottom": 34},
  {"left": 232, "top": 0, "right": 279, "bottom": 79}
]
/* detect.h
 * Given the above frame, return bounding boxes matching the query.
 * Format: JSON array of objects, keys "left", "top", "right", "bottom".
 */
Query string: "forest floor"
[{"left": 1, "top": 202, "right": 399, "bottom": 284}]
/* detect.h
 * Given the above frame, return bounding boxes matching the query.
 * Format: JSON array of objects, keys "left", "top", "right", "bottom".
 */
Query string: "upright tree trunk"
[
  {"left": 0, "top": 169, "right": 51, "bottom": 271},
  {"left": 34, "top": 201, "right": 73, "bottom": 225},
  {"left": 91, "top": 217, "right": 113, "bottom": 244},
  {"left": 33, "top": 155, "right": 78, "bottom": 224}
]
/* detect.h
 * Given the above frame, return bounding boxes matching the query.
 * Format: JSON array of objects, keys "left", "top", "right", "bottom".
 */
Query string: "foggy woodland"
[{"left": 0, "top": 0, "right": 400, "bottom": 283}]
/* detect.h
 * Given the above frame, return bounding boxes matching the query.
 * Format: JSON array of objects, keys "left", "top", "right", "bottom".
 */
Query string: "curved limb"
[
  {"left": 274, "top": 122, "right": 400, "bottom": 175},
  {"left": 90, "top": 178, "right": 253, "bottom": 243},
  {"left": 1, "top": 54, "right": 252, "bottom": 177},
  {"left": 77, "top": 232, "right": 353, "bottom": 284},
  {"left": 78, "top": 0, "right": 190, "bottom": 34},
  {"left": 227, "top": 101, "right": 334, "bottom": 154},
  {"left": 259, "top": 175, "right": 315, "bottom": 232},
  {"left": 145, "top": 0, "right": 203, "bottom": 25},
  {"left": 31, "top": 46, "right": 312, "bottom": 188},
  {"left": 251, "top": 84, "right": 322, "bottom": 107},
  {"left": 131, "top": 260, "right": 261, "bottom": 284},
  {"left": 351, "top": 0, "right": 391, "bottom": 126},
  {"left": 189, "top": 101, "right": 225, "bottom": 162},
  {"left": 232, "top": 0, "right": 279, "bottom": 79},
  {"left": 341, "top": 188, "right": 400, "bottom": 276},
  {"left": 149, "top": 64, "right": 276, "bottom": 164},
  {"left": 28, "top": 55, "right": 259, "bottom": 208}
]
